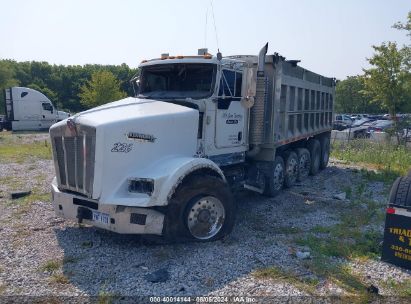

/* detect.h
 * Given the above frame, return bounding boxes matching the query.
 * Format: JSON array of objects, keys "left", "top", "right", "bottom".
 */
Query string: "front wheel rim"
[{"left": 186, "top": 196, "right": 225, "bottom": 240}]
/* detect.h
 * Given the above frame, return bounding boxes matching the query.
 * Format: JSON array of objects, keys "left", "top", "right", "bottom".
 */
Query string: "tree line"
[
  {"left": 335, "top": 12, "right": 411, "bottom": 116},
  {"left": 0, "top": 60, "right": 138, "bottom": 114},
  {"left": 0, "top": 12, "right": 409, "bottom": 117}
]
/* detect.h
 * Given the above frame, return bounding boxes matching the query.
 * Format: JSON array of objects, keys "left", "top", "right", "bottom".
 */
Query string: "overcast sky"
[{"left": 0, "top": 0, "right": 409, "bottom": 79}]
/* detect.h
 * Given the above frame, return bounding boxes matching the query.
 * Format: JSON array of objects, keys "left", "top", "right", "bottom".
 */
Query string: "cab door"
[
  {"left": 215, "top": 69, "right": 246, "bottom": 148},
  {"left": 40, "top": 102, "right": 57, "bottom": 128}
]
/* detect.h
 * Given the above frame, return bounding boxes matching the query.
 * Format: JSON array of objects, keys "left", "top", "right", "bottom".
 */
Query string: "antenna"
[
  {"left": 204, "top": 4, "right": 208, "bottom": 48},
  {"left": 210, "top": 0, "right": 220, "bottom": 51}
]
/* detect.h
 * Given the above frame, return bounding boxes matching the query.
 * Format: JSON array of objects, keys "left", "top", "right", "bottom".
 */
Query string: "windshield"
[{"left": 139, "top": 63, "right": 216, "bottom": 99}]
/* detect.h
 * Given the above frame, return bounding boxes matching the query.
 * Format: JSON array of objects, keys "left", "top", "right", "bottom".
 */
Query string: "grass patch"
[
  {"left": 0, "top": 134, "right": 51, "bottom": 163},
  {"left": 294, "top": 198, "right": 385, "bottom": 297},
  {"left": 0, "top": 284, "right": 6, "bottom": 295},
  {"left": 331, "top": 140, "right": 410, "bottom": 178},
  {"left": 271, "top": 226, "right": 303, "bottom": 234},
  {"left": 81, "top": 241, "right": 93, "bottom": 248},
  {"left": 360, "top": 169, "right": 399, "bottom": 185},
  {"left": 298, "top": 200, "right": 383, "bottom": 260},
  {"left": 40, "top": 260, "right": 61, "bottom": 272},
  {"left": 383, "top": 278, "right": 411, "bottom": 296},
  {"left": 11, "top": 191, "right": 50, "bottom": 206},
  {"left": 303, "top": 259, "right": 370, "bottom": 299},
  {"left": 253, "top": 266, "right": 318, "bottom": 294},
  {"left": 98, "top": 282, "right": 120, "bottom": 304},
  {"left": 50, "top": 273, "right": 69, "bottom": 284}
]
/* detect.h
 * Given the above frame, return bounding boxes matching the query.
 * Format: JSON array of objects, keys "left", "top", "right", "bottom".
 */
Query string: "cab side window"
[
  {"left": 42, "top": 103, "right": 53, "bottom": 113},
  {"left": 218, "top": 70, "right": 242, "bottom": 109}
]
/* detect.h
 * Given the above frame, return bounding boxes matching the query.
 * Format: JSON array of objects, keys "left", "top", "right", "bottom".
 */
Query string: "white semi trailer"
[
  {"left": 50, "top": 44, "right": 335, "bottom": 242},
  {"left": 1, "top": 87, "right": 70, "bottom": 131}
]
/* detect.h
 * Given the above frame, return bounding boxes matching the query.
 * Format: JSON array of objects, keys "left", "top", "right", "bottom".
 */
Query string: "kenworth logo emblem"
[{"left": 127, "top": 132, "right": 156, "bottom": 143}]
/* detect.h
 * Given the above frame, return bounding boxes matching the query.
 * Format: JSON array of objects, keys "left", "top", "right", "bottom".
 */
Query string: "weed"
[
  {"left": 202, "top": 276, "right": 215, "bottom": 287},
  {"left": 383, "top": 278, "right": 411, "bottom": 296},
  {"left": 63, "top": 256, "right": 78, "bottom": 264},
  {"left": 304, "top": 259, "right": 369, "bottom": 298},
  {"left": 360, "top": 169, "right": 398, "bottom": 186},
  {"left": 50, "top": 273, "right": 69, "bottom": 284},
  {"left": 81, "top": 241, "right": 93, "bottom": 248},
  {"left": 0, "top": 134, "right": 52, "bottom": 164},
  {"left": 298, "top": 198, "right": 384, "bottom": 262},
  {"left": 0, "top": 284, "right": 6, "bottom": 295},
  {"left": 98, "top": 283, "right": 119, "bottom": 304},
  {"left": 272, "top": 226, "right": 303, "bottom": 234},
  {"left": 342, "top": 186, "right": 353, "bottom": 199},
  {"left": 310, "top": 225, "right": 333, "bottom": 234},
  {"left": 355, "top": 181, "right": 367, "bottom": 198},
  {"left": 153, "top": 247, "right": 171, "bottom": 261},
  {"left": 253, "top": 266, "right": 318, "bottom": 294},
  {"left": 40, "top": 260, "right": 61, "bottom": 272},
  {"left": 331, "top": 140, "right": 410, "bottom": 177}
]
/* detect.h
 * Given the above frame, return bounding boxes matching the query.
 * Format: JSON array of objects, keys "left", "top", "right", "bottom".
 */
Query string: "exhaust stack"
[{"left": 249, "top": 43, "right": 268, "bottom": 147}]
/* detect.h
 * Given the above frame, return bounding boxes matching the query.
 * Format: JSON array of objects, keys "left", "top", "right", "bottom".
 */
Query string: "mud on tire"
[
  {"left": 319, "top": 133, "right": 331, "bottom": 169},
  {"left": 296, "top": 148, "right": 311, "bottom": 182},
  {"left": 163, "top": 175, "right": 235, "bottom": 242},
  {"left": 307, "top": 139, "right": 321, "bottom": 175},
  {"left": 284, "top": 151, "right": 298, "bottom": 188}
]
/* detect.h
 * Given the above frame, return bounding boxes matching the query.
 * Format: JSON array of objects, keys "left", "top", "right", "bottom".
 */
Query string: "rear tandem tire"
[
  {"left": 163, "top": 175, "right": 235, "bottom": 242},
  {"left": 319, "top": 134, "right": 331, "bottom": 169},
  {"left": 307, "top": 139, "right": 321, "bottom": 175},
  {"left": 264, "top": 155, "right": 285, "bottom": 197},
  {"left": 296, "top": 148, "right": 311, "bottom": 182},
  {"left": 284, "top": 151, "right": 299, "bottom": 188}
]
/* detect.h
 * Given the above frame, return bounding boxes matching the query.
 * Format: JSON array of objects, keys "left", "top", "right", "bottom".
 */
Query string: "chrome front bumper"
[{"left": 51, "top": 181, "right": 164, "bottom": 235}]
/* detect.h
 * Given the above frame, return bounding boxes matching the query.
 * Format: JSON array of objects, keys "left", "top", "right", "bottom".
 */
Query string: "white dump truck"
[
  {"left": 50, "top": 44, "right": 335, "bottom": 242},
  {"left": 1, "top": 87, "right": 70, "bottom": 131}
]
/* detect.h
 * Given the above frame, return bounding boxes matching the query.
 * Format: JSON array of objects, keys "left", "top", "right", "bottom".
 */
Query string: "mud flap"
[{"left": 382, "top": 210, "right": 411, "bottom": 270}]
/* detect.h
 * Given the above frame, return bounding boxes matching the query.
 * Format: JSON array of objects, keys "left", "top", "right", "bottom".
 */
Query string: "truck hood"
[
  {"left": 50, "top": 97, "right": 199, "bottom": 201},
  {"left": 70, "top": 97, "right": 195, "bottom": 127}
]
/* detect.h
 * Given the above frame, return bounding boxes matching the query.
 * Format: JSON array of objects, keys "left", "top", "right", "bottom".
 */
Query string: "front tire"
[{"left": 163, "top": 175, "right": 235, "bottom": 242}]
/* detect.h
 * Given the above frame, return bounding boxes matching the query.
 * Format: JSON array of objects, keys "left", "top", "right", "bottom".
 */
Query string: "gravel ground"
[{"left": 1, "top": 133, "right": 411, "bottom": 300}]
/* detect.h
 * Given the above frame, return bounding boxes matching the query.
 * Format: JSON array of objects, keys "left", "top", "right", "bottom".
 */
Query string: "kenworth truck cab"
[{"left": 50, "top": 44, "right": 335, "bottom": 242}]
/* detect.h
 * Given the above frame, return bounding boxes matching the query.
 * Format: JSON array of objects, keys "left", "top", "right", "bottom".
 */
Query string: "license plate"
[{"left": 92, "top": 211, "right": 110, "bottom": 225}]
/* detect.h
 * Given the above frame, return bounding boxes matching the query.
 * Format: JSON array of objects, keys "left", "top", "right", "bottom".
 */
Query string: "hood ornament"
[{"left": 67, "top": 118, "right": 77, "bottom": 136}]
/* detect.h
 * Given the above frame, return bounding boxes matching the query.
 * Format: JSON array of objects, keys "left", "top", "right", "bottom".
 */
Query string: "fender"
[
  {"left": 160, "top": 157, "right": 226, "bottom": 204},
  {"left": 102, "top": 156, "right": 225, "bottom": 208}
]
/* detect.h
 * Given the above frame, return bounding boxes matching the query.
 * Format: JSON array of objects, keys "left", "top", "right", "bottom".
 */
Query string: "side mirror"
[
  {"left": 241, "top": 96, "right": 255, "bottom": 109},
  {"left": 130, "top": 74, "right": 140, "bottom": 96}
]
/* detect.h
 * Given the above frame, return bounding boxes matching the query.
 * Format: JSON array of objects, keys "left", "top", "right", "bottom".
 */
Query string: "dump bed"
[{"left": 251, "top": 54, "right": 335, "bottom": 147}]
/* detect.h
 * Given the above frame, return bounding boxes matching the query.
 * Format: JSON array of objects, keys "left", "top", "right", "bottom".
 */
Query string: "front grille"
[{"left": 51, "top": 125, "right": 96, "bottom": 198}]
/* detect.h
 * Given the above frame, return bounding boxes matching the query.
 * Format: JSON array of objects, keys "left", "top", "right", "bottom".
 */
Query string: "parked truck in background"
[
  {"left": 1, "top": 87, "right": 70, "bottom": 131},
  {"left": 50, "top": 43, "right": 335, "bottom": 242}
]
